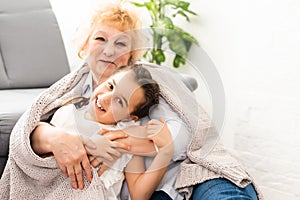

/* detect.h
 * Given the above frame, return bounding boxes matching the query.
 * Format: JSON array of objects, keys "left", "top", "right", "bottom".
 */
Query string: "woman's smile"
[{"left": 98, "top": 59, "right": 117, "bottom": 67}]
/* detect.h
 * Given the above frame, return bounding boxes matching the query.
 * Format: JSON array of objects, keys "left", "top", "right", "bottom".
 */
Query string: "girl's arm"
[
  {"left": 100, "top": 125, "right": 157, "bottom": 156},
  {"left": 92, "top": 126, "right": 157, "bottom": 176},
  {"left": 124, "top": 119, "right": 174, "bottom": 200}
]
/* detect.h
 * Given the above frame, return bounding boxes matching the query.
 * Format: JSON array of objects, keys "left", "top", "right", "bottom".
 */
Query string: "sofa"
[
  {"left": 0, "top": 0, "right": 198, "bottom": 177},
  {"left": 0, "top": 0, "right": 70, "bottom": 175}
]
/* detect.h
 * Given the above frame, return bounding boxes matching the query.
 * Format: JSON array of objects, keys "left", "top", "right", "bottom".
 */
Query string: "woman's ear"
[
  {"left": 130, "top": 115, "right": 139, "bottom": 121},
  {"left": 128, "top": 55, "right": 134, "bottom": 65}
]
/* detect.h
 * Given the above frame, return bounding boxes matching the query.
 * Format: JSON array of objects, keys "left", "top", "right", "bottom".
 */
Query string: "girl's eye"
[
  {"left": 107, "top": 83, "right": 114, "bottom": 90},
  {"left": 95, "top": 37, "right": 105, "bottom": 42},
  {"left": 116, "top": 98, "right": 123, "bottom": 107}
]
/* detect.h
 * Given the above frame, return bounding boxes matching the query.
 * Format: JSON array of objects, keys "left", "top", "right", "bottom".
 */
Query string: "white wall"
[
  {"left": 50, "top": 0, "right": 300, "bottom": 199},
  {"left": 188, "top": 0, "right": 300, "bottom": 199}
]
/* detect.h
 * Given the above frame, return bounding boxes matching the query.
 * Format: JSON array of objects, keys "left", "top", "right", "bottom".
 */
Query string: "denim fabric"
[
  {"left": 191, "top": 178, "right": 258, "bottom": 200},
  {"left": 149, "top": 178, "right": 258, "bottom": 200},
  {"left": 150, "top": 191, "right": 173, "bottom": 200}
]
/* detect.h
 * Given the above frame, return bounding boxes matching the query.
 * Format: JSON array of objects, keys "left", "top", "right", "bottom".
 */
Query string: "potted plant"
[{"left": 130, "top": 0, "right": 199, "bottom": 68}]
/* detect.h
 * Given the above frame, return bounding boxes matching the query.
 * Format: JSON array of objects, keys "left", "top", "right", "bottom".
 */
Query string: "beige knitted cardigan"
[{"left": 0, "top": 63, "right": 263, "bottom": 199}]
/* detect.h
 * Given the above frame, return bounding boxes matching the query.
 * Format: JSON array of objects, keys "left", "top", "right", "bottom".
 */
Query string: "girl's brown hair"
[{"left": 117, "top": 64, "right": 160, "bottom": 118}]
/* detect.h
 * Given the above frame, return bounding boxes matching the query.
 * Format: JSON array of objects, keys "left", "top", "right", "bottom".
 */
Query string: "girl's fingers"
[
  {"left": 105, "top": 131, "right": 128, "bottom": 141},
  {"left": 102, "top": 153, "right": 114, "bottom": 163},
  {"left": 84, "top": 138, "right": 97, "bottom": 149},
  {"left": 88, "top": 156, "right": 96, "bottom": 162},
  {"left": 99, "top": 128, "right": 109, "bottom": 135},
  {"left": 90, "top": 158, "right": 102, "bottom": 168},
  {"left": 106, "top": 147, "right": 122, "bottom": 158},
  {"left": 111, "top": 141, "right": 130, "bottom": 151},
  {"left": 97, "top": 164, "right": 109, "bottom": 176},
  {"left": 159, "top": 117, "right": 165, "bottom": 123}
]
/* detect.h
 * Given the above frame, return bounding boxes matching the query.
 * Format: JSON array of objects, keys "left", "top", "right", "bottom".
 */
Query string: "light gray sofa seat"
[
  {"left": 0, "top": 0, "right": 70, "bottom": 175},
  {"left": 0, "top": 89, "right": 45, "bottom": 172}
]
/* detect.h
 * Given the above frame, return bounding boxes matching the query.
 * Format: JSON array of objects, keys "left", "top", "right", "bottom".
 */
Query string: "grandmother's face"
[{"left": 85, "top": 24, "right": 132, "bottom": 84}]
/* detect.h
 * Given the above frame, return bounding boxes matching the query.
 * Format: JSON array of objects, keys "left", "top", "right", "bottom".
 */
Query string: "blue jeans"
[
  {"left": 150, "top": 178, "right": 258, "bottom": 200},
  {"left": 150, "top": 191, "right": 173, "bottom": 200},
  {"left": 191, "top": 178, "right": 258, "bottom": 200}
]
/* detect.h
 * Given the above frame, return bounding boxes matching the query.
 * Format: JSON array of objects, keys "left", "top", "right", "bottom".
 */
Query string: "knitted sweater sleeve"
[{"left": 8, "top": 65, "right": 89, "bottom": 183}]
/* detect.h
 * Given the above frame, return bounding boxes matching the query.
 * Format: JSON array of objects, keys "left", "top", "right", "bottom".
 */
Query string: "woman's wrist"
[{"left": 31, "top": 122, "right": 58, "bottom": 156}]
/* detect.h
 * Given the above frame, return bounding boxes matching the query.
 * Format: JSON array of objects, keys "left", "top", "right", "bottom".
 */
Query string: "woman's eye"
[
  {"left": 95, "top": 37, "right": 105, "bottom": 42},
  {"left": 116, "top": 41, "right": 126, "bottom": 47}
]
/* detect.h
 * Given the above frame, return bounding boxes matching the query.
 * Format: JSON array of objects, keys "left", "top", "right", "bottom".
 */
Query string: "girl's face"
[
  {"left": 85, "top": 24, "right": 133, "bottom": 85},
  {"left": 88, "top": 70, "right": 145, "bottom": 125}
]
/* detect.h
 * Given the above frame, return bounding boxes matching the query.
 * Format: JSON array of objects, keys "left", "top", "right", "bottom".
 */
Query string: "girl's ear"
[{"left": 130, "top": 115, "right": 139, "bottom": 121}]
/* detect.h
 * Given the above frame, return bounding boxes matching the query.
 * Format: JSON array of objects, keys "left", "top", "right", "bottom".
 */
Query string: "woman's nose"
[{"left": 103, "top": 42, "right": 115, "bottom": 57}]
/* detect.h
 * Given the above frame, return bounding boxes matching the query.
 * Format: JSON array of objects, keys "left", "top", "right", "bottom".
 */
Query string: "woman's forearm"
[{"left": 30, "top": 122, "right": 57, "bottom": 156}]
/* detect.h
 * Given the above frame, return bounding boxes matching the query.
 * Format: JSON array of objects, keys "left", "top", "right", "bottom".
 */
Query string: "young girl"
[{"left": 50, "top": 64, "right": 174, "bottom": 199}]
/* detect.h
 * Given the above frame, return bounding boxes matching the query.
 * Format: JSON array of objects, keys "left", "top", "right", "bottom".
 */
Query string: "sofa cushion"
[
  {"left": 0, "top": 0, "right": 69, "bottom": 89},
  {"left": 0, "top": 88, "right": 45, "bottom": 157}
]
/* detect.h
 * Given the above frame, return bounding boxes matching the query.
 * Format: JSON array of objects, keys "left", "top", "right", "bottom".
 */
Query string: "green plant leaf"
[
  {"left": 164, "top": 0, "right": 197, "bottom": 15},
  {"left": 167, "top": 32, "right": 187, "bottom": 56},
  {"left": 173, "top": 26, "right": 199, "bottom": 46},
  {"left": 152, "top": 17, "right": 174, "bottom": 35},
  {"left": 153, "top": 17, "right": 174, "bottom": 29},
  {"left": 173, "top": 54, "right": 185, "bottom": 68},
  {"left": 130, "top": 0, "right": 199, "bottom": 68},
  {"left": 172, "top": 10, "right": 190, "bottom": 21},
  {"left": 130, "top": 2, "right": 146, "bottom": 7},
  {"left": 151, "top": 49, "right": 166, "bottom": 64},
  {"left": 177, "top": 1, "right": 190, "bottom": 10}
]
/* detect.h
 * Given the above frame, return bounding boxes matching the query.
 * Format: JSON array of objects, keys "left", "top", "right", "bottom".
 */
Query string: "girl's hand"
[
  {"left": 146, "top": 118, "right": 173, "bottom": 150},
  {"left": 88, "top": 156, "right": 109, "bottom": 176},
  {"left": 84, "top": 129, "right": 130, "bottom": 167}
]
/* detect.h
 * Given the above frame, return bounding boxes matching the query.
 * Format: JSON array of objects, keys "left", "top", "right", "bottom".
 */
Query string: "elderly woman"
[{"left": 0, "top": 2, "right": 261, "bottom": 200}]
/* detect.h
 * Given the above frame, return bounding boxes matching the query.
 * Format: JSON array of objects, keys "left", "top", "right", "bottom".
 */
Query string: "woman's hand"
[
  {"left": 31, "top": 123, "right": 92, "bottom": 190},
  {"left": 51, "top": 130, "right": 91, "bottom": 190}
]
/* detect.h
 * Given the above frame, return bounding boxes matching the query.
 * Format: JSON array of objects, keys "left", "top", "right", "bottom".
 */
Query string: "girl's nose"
[{"left": 102, "top": 92, "right": 112, "bottom": 105}]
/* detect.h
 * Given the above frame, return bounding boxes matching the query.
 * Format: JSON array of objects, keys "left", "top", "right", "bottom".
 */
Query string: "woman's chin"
[
  {"left": 102, "top": 69, "right": 117, "bottom": 79},
  {"left": 99, "top": 64, "right": 117, "bottom": 76}
]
